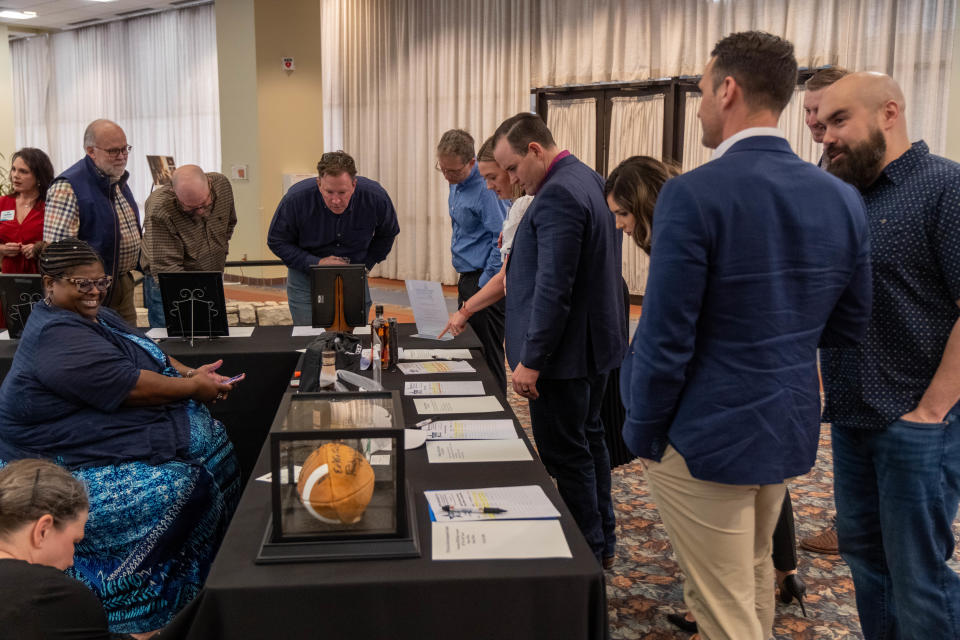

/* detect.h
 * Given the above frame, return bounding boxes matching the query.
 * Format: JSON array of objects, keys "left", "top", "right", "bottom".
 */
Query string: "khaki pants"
[
  {"left": 107, "top": 271, "right": 137, "bottom": 326},
  {"left": 645, "top": 445, "right": 785, "bottom": 640}
]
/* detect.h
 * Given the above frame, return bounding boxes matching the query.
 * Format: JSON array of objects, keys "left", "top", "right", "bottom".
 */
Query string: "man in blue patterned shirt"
[
  {"left": 819, "top": 72, "right": 960, "bottom": 640},
  {"left": 436, "top": 129, "right": 509, "bottom": 393}
]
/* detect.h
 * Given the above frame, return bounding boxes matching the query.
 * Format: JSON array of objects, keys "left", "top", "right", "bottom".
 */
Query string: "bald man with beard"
[{"left": 818, "top": 72, "right": 960, "bottom": 640}]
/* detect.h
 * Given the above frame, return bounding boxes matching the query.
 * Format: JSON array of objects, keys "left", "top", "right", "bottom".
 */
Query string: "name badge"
[{"left": 0, "top": 210, "right": 14, "bottom": 222}]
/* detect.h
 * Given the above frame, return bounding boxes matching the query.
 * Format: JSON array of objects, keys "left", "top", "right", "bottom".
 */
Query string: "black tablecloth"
[{"left": 166, "top": 326, "right": 607, "bottom": 640}]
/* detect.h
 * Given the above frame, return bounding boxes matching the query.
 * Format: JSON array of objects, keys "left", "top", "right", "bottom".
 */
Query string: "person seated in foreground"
[
  {"left": 0, "top": 458, "right": 147, "bottom": 640},
  {"left": 0, "top": 238, "right": 243, "bottom": 637}
]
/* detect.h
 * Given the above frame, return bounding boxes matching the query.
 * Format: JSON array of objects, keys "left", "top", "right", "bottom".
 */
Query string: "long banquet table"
[{"left": 164, "top": 324, "right": 608, "bottom": 640}]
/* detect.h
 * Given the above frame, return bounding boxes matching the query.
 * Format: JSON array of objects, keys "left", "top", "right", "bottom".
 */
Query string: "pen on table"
[
  {"left": 431, "top": 354, "right": 454, "bottom": 360},
  {"left": 441, "top": 505, "right": 507, "bottom": 514},
  {"left": 415, "top": 418, "right": 434, "bottom": 428}
]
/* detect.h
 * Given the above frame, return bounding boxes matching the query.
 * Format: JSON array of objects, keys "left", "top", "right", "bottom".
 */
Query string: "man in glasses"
[
  {"left": 268, "top": 151, "right": 399, "bottom": 325},
  {"left": 141, "top": 165, "right": 238, "bottom": 328},
  {"left": 44, "top": 119, "right": 141, "bottom": 325},
  {"left": 436, "top": 129, "right": 509, "bottom": 394}
]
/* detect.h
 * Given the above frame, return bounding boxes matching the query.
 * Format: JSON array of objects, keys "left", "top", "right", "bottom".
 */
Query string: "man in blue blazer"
[
  {"left": 621, "top": 32, "right": 871, "bottom": 639},
  {"left": 493, "top": 113, "right": 626, "bottom": 565}
]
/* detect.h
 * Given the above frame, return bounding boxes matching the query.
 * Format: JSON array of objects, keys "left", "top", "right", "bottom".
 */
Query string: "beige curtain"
[
  {"left": 779, "top": 86, "right": 823, "bottom": 165},
  {"left": 546, "top": 98, "right": 597, "bottom": 169},
  {"left": 682, "top": 94, "right": 713, "bottom": 172},
  {"left": 321, "top": 0, "right": 956, "bottom": 283},
  {"left": 535, "top": 0, "right": 955, "bottom": 155},
  {"left": 321, "top": 0, "right": 532, "bottom": 284},
  {"left": 606, "top": 95, "right": 665, "bottom": 296}
]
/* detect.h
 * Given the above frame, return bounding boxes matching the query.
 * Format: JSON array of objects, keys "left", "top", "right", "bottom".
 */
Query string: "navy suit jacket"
[
  {"left": 505, "top": 154, "right": 626, "bottom": 379},
  {"left": 622, "top": 136, "right": 872, "bottom": 485}
]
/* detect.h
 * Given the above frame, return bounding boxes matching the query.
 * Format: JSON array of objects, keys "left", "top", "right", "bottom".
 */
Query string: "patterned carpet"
[{"left": 503, "top": 379, "right": 866, "bottom": 640}]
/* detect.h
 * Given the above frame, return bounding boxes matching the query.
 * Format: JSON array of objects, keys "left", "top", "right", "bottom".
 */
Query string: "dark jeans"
[
  {"left": 529, "top": 373, "right": 614, "bottom": 563},
  {"left": 833, "top": 414, "right": 960, "bottom": 640},
  {"left": 142, "top": 273, "right": 166, "bottom": 329},
  {"left": 457, "top": 271, "right": 506, "bottom": 395}
]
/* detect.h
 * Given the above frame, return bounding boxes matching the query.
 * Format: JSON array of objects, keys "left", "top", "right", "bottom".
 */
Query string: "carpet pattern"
[{"left": 503, "top": 375, "right": 960, "bottom": 640}]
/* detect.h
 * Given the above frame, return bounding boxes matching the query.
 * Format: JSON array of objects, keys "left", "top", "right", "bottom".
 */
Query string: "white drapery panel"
[
  {"left": 546, "top": 98, "right": 597, "bottom": 170},
  {"left": 682, "top": 94, "right": 712, "bottom": 172},
  {"left": 11, "top": 5, "right": 221, "bottom": 210},
  {"left": 607, "top": 94, "right": 664, "bottom": 296},
  {"left": 534, "top": 0, "right": 955, "bottom": 155},
  {"left": 321, "top": 0, "right": 532, "bottom": 284},
  {"left": 779, "top": 86, "right": 822, "bottom": 165}
]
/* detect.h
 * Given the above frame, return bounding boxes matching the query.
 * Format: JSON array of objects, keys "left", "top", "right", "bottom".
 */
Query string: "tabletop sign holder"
[
  {"left": 157, "top": 272, "right": 229, "bottom": 347},
  {"left": 0, "top": 274, "right": 43, "bottom": 339},
  {"left": 257, "top": 391, "right": 420, "bottom": 564},
  {"left": 310, "top": 264, "right": 366, "bottom": 331}
]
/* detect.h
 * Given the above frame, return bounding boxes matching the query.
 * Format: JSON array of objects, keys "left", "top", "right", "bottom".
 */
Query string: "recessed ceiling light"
[
  {"left": 88, "top": 0, "right": 119, "bottom": 3},
  {"left": 0, "top": 10, "right": 37, "bottom": 19}
]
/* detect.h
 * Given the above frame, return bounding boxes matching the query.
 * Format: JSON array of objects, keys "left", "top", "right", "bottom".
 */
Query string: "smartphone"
[{"left": 225, "top": 373, "right": 245, "bottom": 384}]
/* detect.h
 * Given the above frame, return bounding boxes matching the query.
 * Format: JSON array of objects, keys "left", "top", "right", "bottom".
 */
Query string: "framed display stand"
[
  {"left": 0, "top": 274, "right": 43, "bottom": 339},
  {"left": 310, "top": 264, "right": 366, "bottom": 331},
  {"left": 158, "top": 271, "right": 229, "bottom": 345}
]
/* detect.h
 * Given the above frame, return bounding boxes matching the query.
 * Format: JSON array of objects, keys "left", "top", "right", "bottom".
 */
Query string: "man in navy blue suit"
[
  {"left": 492, "top": 113, "right": 626, "bottom": 566},
  {"left": 621, "top": 32, "right": 872, "bottom": 639}
]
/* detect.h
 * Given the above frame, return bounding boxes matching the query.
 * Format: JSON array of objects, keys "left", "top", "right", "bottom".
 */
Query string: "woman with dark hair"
[
  {"left": 606, "top": 157, "right": 806, "bottom": 635},
  {"left": 0, "top": 147, "right": 54, "bottom": 274},
  {"left": 0, "top": 238, "right": 242, "bottom": 637}
]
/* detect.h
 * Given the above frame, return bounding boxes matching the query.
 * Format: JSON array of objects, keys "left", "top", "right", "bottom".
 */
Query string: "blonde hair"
[{"left": 0, "top": 459, "right": 88, "bottom": 536}]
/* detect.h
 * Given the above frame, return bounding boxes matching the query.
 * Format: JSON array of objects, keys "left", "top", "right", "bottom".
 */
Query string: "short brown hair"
[
  {"left": 0, "top": 459, "right": 88, "bottom": 536},
  {"left": 437, "top": 129, "right": 475, "bottom": 164},
  {"left": 710, "top": 31, "right": 798, "bottom": 114},
  {"left": 604, "top": 156, "right": 680, "bottom": 254},
  {"left": 805, "top": 67, "right": 850, "bottom": 92},
  {"left": 492, "top": 113, "right": 556, "bottom": 156},
  {"left": 317, "top": 151, "right": 357, "bottom": 179}
]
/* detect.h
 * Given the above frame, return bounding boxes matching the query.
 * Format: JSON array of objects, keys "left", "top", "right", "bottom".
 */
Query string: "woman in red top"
[{"left": 0, "top": 147, "right": 55, "bottom": 329}]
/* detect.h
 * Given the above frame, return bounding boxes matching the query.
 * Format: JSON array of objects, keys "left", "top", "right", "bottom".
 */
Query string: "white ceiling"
[{"left": 0, "top": 0, "right": 210, "bottom": 35}]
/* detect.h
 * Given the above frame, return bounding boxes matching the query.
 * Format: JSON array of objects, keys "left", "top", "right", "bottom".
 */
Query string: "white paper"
[
  {"left": 425, "top": 485, "right": 561, "bottom": 522},
  {"left": 414, "top": 396, "right": 503, "bottom": 415},
  {"left": 353, "top": 325, "right": 371, "bottom": 335},
  {"left": 145, "top": 326, "right": 255, "bottom": 338},
  {"left": 431, "top": 520, "right": 572, "bottom": 560},
  {"left": 291, "top": 326, "right": 326, "bottom": 336},
  {"left": 397, "top": 361, "right": 475, "bottom": 375},
  {"left": 405, "top": 279, "right": 452, "bottom": 339},
  {"left": 0, "top": 330, "right": 9, "bottom": 340},
  {"left": 255, "top": 465, "right": 302, "bottom": 483},
  {"left": 423, "top": 419, "right": 518, "bottom": 440},
  {"left": 404, "top": 381, "right": 485, "bottom": 396},
  {"left": 426, "top": 439, "right": 532, "bottom": 463},
  {"left": 370, "top": 454, "right": 391, "bottom": 466},
  {"left": 399, "top": 348, "right": 472, "bottom": 361}
]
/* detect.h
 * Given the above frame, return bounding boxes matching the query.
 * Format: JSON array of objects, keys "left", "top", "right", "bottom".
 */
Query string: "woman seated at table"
[
  {"left": 0, "top": 458, "right": 137, "bottom": 640},
  {"left": 0, "top": 238, "right": 243, "bottom": 637},
  {"left": 605, "top": 156, "right": 805, "bottom": 636}
]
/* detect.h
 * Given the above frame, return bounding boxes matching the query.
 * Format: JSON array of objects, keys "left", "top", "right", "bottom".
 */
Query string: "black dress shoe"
[
  {"left": 667, "top": 612, "right": 698, "bottom": 633},
  {"left": 778, "top": 573, "right": 808, "bottom": 617}
]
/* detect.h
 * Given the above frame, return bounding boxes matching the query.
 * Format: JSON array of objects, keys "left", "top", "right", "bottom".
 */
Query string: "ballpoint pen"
[
  {"left": 415, "top": 418, "right": 434, "bottom": 428},
  {"left": 441, "top": 505, "right": 507, "bottom": 514}
]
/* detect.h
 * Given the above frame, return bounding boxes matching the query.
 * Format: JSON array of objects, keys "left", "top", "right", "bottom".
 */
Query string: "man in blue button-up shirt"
[
  {"left": 267, "top": 151, "right": 399, "bottom": 325},
  {"left": 436, "top": 130, "right": 509, "bottom": 393},
  {"left": 819, "top": 72, "right": 960, "bottom": 640}
]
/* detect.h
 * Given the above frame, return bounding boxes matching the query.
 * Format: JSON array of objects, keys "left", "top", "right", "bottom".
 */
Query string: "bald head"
[
  {"left": 172, "top": 165, "right": 213, "bottom": 216},
  {"left": 818, "top": 72, "right": 912, "bottom": 189},
  {"left": 83, "top": 119, "right": 129, "bottom": 178}
]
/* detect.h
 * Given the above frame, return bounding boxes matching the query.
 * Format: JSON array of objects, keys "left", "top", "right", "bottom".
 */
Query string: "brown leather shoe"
[
  {"left": 799, "top": 526, "right": 839, "bottom": 555},
  {"left": 603, "top": 555, "right": 615, "bottom": 570}
]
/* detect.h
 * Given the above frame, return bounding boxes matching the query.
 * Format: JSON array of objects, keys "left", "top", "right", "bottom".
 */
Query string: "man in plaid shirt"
[
  {"left": 44, "top": 119, "right": 141, "bottom": 325},
  {"left": 141, "top": 165, "right": 237, "bottom": 328}
]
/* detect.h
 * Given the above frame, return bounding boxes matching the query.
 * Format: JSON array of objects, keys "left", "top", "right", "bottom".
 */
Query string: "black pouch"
[{"left": 299, "top": 332, "right": 363, "bottom": 392}]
